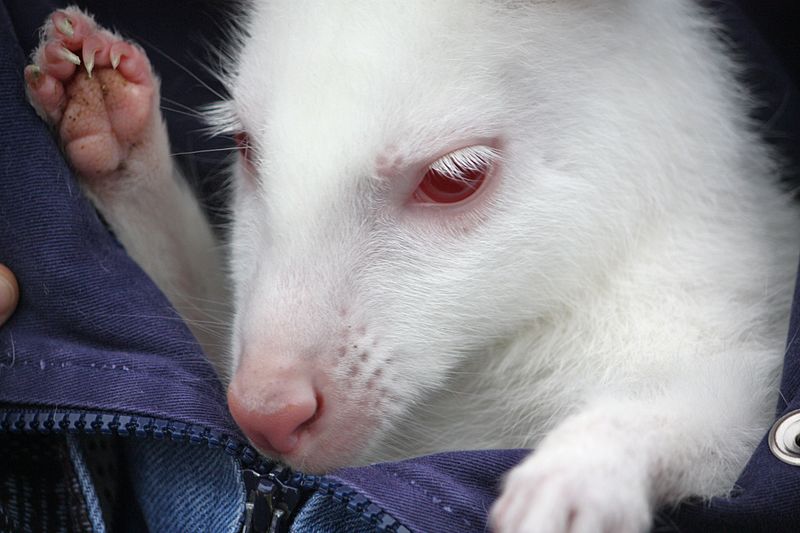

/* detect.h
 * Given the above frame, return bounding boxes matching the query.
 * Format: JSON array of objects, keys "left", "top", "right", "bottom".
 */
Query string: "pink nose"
[{"left": 227, "top": 378, "right": 321, "bottom": 455}]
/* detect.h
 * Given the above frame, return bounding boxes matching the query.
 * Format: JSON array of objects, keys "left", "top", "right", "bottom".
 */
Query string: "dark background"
[{"left": 736, "top": 0, "right": 800, "bottom": 85}]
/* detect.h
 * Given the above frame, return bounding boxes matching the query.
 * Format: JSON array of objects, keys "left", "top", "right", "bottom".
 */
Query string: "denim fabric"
[
  {"left": 66, "top": 435, "right": 107, "bottom": 533},
  {"left": 291, "top": 493, "right": 375, "bottom": 533},
  {"left": 124, "top": 438, "right": 245, "bottom": 533},
  {"left": 0, "top": 435, "right": 75, "bottom": 533}
]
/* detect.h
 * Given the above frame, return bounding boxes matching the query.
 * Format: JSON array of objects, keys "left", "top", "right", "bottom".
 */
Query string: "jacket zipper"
[
  {"left": 0, "top": 407, "right": 409, "bottom": 533},
  {"left": 241, "top": 466, "right": 303, "bottom": 533},
  {"left": 240, "top": 469, "right": 411, "bottom": 533},
  {"left": 0, "top": 408, "right": 282, "bottom": 529}
]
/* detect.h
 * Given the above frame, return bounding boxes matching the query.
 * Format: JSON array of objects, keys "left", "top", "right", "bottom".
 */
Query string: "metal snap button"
[{"left": 769, "top": 410, "right": 800, "bottom": 466}]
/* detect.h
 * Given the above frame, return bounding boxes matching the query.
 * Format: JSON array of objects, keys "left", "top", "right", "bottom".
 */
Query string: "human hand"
[{"left": 0, "top": 264, "right": 19, "bottom": 325}]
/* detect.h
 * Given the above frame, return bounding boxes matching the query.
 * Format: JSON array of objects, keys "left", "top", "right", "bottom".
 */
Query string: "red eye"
[
  {"left": 234, "top": 131, "right": 256, "bottom": 174},
  {"left": 412, "top": 147, "right": 494, "bottom": 204}
]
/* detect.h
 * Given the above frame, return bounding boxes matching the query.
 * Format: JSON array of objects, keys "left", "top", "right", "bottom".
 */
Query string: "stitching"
[
  {"left": 390, "top": 470, "right": 473, "bottom": 528},
  {"left": 6, "top": 356, "right": 222, "bottom": 392}
]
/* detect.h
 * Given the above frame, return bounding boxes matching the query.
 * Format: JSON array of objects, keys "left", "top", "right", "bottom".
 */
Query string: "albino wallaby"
[{"left": 25, "top": 2, "right": 798, "bottom": 531}]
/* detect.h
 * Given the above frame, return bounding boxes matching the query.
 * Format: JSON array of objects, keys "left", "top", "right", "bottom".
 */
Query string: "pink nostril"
[{"left": 227, "top": 384, "right": 320, "bottom": 455}]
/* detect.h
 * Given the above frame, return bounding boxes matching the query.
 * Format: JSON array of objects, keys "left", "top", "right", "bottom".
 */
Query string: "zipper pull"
[
  {"left": 241, "top": 466, "right": 304, "bottom": 533},
  {"left": 242, "top": 468, "right": 272, "bottom": 533}
]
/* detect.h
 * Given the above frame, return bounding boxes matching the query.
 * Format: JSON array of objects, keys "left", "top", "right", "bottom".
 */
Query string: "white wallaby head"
[{"left": 213, "top": 0, "right": 756, "bottom": 471}]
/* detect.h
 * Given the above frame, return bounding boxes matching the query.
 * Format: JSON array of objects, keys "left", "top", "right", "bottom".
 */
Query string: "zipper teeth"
[
  {"left": 0, "top": 501, "right": 18, "bottom": 533},
  {"left": 1, "top": 407, "right": 411, "bottom": 532},
  {"left": 294, "top": 474, "right": 411, "bottom": 533},
  {"left": 0, "top": 407, "right": 269, "bottom": 471}
]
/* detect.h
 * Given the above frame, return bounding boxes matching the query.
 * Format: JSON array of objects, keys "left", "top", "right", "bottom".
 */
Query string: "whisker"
[
  {"left": 134, "top": 36, "right": 229, "bottom": 101},
  {"left": 171, "top": 147, "right": 242, "bottom": 157},
  {"left": 161, "top": 95, "right": 204, "bottom": 115},
  {"left": 160, "top": 106, "right": 206, "bottom": 120}
]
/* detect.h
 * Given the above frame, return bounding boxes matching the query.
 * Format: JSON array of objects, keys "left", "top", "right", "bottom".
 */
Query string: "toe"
[
  {"left": 25, "top": 65, "right": 65, "bottom": 123},
  {"left": 48, "top": 8, "right": 97, "bottom": 51},
  {"left": 109, "top": 42, "right": 152, "bottom": 85},
  {"left": 41, "top": 41, "right": 80, "bottom": 80},
  {"left": 82, "top": 32, "right": 114, "bottom": 77}
]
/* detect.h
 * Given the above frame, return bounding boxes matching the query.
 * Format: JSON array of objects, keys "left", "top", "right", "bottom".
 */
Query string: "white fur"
[{"left": 78, "top": 1, "right": 799, "bottom": 531}]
